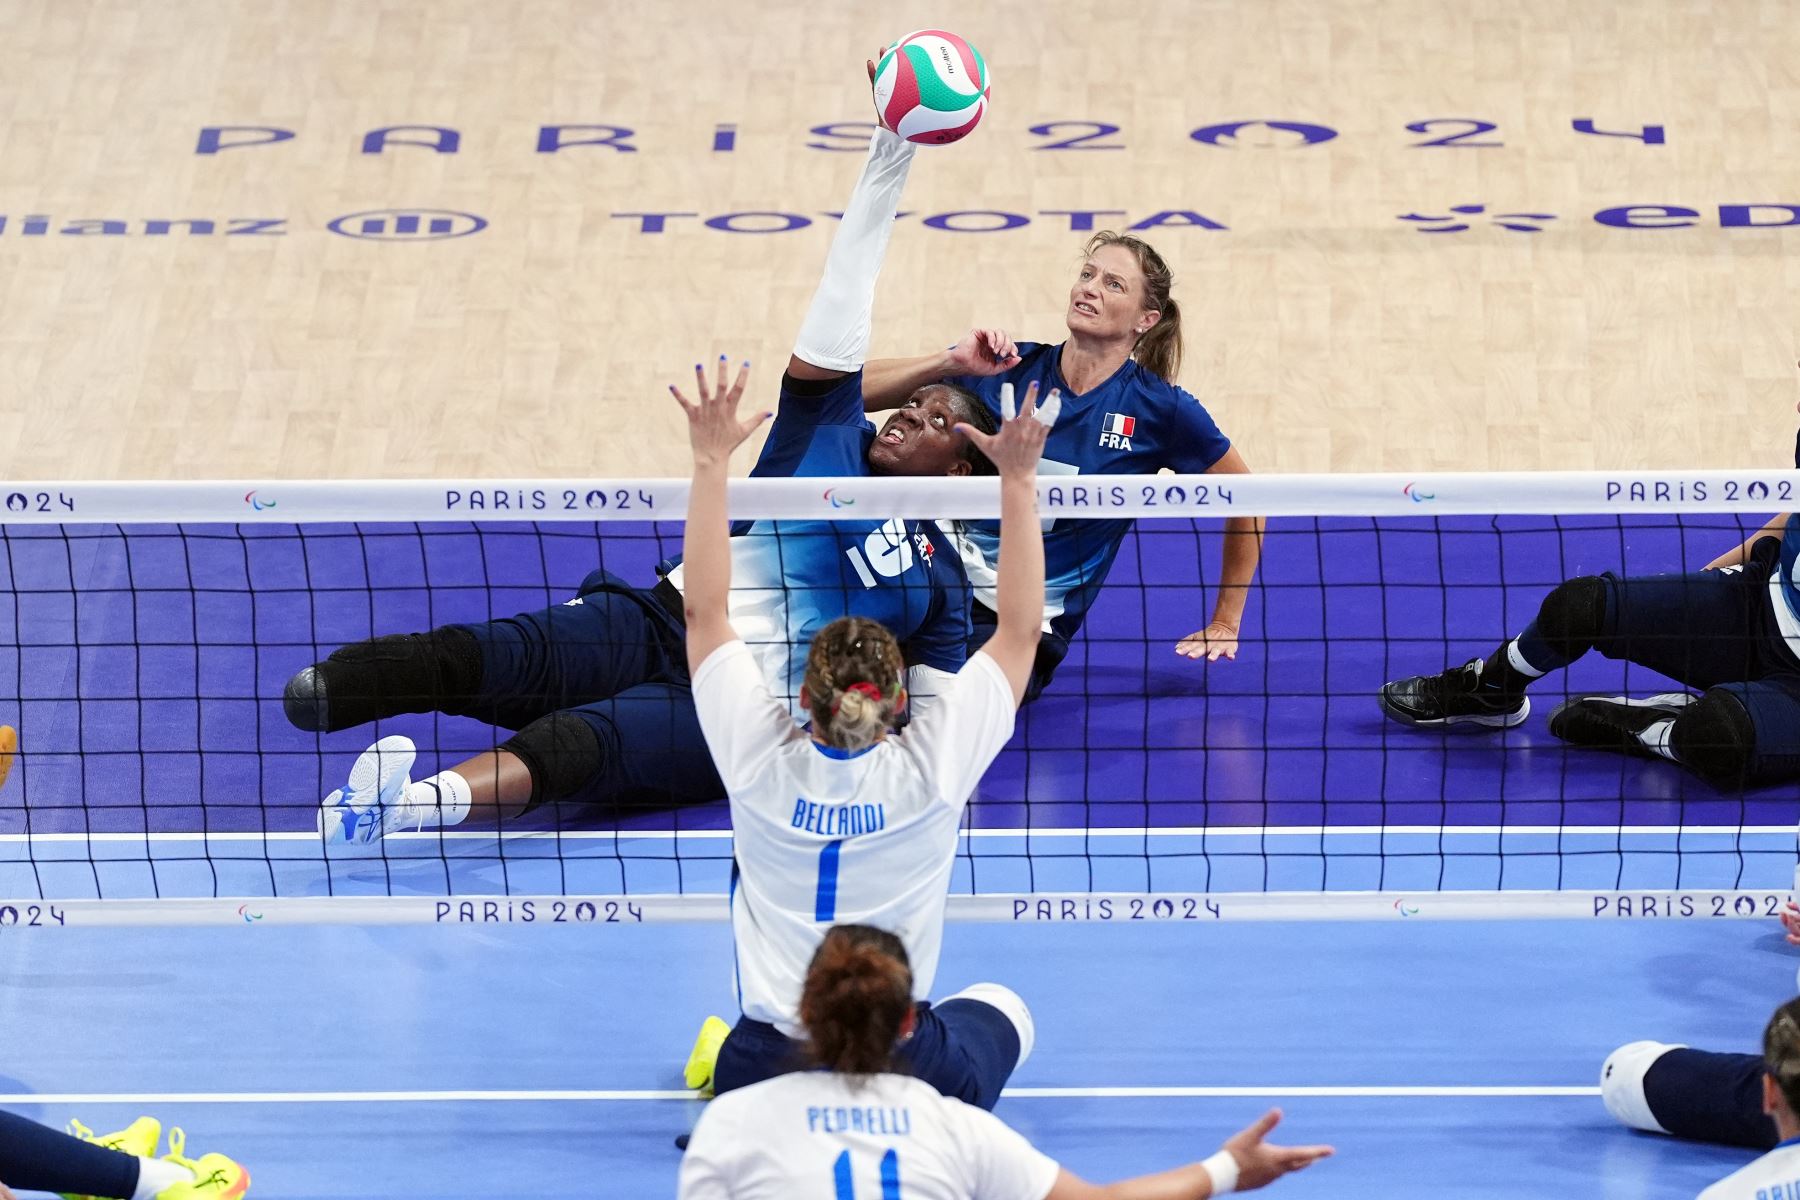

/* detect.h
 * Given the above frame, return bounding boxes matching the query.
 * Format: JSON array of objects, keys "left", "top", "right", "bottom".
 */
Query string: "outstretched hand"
[
  {"left": 1222, "top": 1108, "right": 1334, "bottom": 1192},
  {"left": 946, "top": 328, "right": 1022, "bottom": 377},
  {"left": 670, "top": 357, "right": 770, "bottom": 470},
  {"left": 956, "top": 381, "right": 1059, "bottom": 480}
]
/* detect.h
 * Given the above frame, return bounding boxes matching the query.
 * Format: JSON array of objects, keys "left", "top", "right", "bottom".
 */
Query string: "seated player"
[
  {"left": 1600, "top": 903, "right": 1800, "bottom": 1152},
  {"left": 859, "top": 233, "right": 1262, "bottom": 699},
  {"left": 1691, "top": 1000, "right": 1800, "bottom": 1200},
  {"left": 676, "top": 332, "right": 1058, "bottom": 1108},
  {"left": 284, "top": 109, "right": 997, "bottom": 846},
  {"left": 0, "top": 1111, "right": 245, "bottom": 1200},
  {"left": 678, "top": 923, "right": 1334, "bottom": 1200},
  {"left": 1379, "top": 414, "right": 1800, "bottom": 790}
]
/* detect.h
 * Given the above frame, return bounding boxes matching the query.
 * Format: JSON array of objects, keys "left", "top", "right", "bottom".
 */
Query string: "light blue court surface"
[{"left": 1, "top": 918, "right": 1787, "bottom": 1198}]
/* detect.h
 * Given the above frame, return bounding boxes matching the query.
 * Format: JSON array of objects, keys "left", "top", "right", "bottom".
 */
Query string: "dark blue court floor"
[{"left": 0, "top": 917, "right": 1781, "bottom": 1198}]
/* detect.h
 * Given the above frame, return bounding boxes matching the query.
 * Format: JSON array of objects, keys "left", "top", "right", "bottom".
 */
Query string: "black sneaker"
[
  {"left": 1378, "top": 658, "right": 1529, "bottom": 728},
  {"left": 1547, "top": 693, "right": 1696, "bottom": 754}
]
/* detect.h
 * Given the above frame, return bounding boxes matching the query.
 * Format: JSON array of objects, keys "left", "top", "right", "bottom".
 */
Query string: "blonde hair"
[
  {"left": 1083, "top": 230, "right": 1182, "bottom": 382},
  {"left": 805, "top": 617, "right": 903, "bottom": 751}
]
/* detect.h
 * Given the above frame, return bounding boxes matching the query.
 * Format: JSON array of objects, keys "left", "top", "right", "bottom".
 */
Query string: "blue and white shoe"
[{"left": 318, "top": 735, "right": 417, "bottom": 849}]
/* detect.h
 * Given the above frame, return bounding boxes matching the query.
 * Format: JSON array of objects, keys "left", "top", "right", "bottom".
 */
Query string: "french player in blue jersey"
[
  {"left": 859, "top": 233, "right": 1263, "bottom": 698},
  {"left": 283, "top": 117, "right": 999, "bottom": 848},
  {"left": 1381, "top": 403, "right": 1800, "bottom": 792}
]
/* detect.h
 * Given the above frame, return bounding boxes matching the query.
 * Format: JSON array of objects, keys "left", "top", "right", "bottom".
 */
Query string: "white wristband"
[{"left": 1201, "top": 1150, "right": 1239, "bottom": 1196}]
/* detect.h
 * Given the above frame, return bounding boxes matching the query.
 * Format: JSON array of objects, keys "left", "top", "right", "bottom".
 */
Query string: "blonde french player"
[
  {"left": 678, "top": 924, "right": 1334, "bottom": 1200},
  {"left": 671, "top": 346, "right": 1058, "bottom": 1111}
]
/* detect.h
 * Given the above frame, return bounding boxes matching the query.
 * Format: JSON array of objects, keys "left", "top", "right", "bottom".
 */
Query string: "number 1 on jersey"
[
  {"left": 833, "top": 1148, "right": 902, "bottom": 1199},
  {"left": 814, "top": 839, "right": 843, "bottom": 921}
]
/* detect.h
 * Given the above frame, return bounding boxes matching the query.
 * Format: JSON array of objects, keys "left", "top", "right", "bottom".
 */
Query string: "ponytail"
[
  {"left": 805, "top": 616, "right": 904, "bottom": 751},
  {"left": 800, "top": 924, "right": 914, "bottom": 1079},
  {"left": 1134, "top": 294, "right": 1182, "bottom": 383}
]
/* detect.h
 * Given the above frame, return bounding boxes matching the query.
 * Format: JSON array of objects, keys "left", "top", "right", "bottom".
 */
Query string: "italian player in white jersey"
[
  {"left": 1689, "top": 997, "right": 1800, "bottom": 1200},
  {"left": 673, "top": 344, "right": 1059, "bottom": 1110},
  {"left": 679, "top": 924, "right": 1333, "bottom": 1200}
]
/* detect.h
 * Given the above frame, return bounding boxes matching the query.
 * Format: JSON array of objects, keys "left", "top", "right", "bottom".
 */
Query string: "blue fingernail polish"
[{"left": 720, "top": 354, "right": 727, "bottom": 361}]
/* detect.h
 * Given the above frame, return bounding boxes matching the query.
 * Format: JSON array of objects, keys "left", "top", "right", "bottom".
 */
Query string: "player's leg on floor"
[
  {"left": 495, "top": 681, "right": 723, "bottom": 819},
  {"left": 1378, "top": 575, "right": 1612, "bottom": 728},
  {"left": 0, "top": 1110, "right": 186, "bottom": 1200},
  {"left": 1550, "top": 683, "right": 1764, "bottom": 786},
  {"left": 899, "top": 983, "right": 1035, "bottom": 1111},
  {"left": 1602, "top": 1042, "right": 1776, "bottom": 1149},
  {"left": 285, "top": 569, "right": 681, "bottom": 733},
  {"left": 1382, "top": 551, "right": 1773, "bottom": 730}
]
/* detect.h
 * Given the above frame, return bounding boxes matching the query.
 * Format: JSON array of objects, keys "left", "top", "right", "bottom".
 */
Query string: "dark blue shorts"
[
  {"left": 712, "top": 998, "right": 1024, "bottom": 1111},
  {"left": 451, "top": 570, "right": 722, "bottom": 808}
]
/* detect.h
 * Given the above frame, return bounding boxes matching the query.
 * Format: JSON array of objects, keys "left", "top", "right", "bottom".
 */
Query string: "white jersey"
[
  {"left": 691, "top": 639, "right": 1017, "bottom": 1036},
  {"left": 678, "top": 1070, "right": 1059, "bottom": 1200},
  {"left": 1698, "top": 1137, "right": 1800, "bottom": 1200}
]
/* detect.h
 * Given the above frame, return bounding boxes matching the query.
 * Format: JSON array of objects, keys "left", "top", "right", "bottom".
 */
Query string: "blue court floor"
[{"left": 0, "top": 917, "right": 1784, "bottom": 1198}]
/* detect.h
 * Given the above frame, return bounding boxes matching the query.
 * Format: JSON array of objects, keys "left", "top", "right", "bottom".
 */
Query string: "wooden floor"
[{"left": 2, "top": 0, "right": 1797, "bottom": 482}]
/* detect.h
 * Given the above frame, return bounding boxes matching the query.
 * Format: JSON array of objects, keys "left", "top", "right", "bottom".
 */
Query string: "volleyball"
[{"left": 871, "top": 30, "right": 990, "bottom": 145}]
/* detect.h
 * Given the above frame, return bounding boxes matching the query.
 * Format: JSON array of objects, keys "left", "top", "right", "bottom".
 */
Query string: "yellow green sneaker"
[
  {"left": 62, "top": 1117, "right": 161, "bottom": 1200},
  {"left": 684, "top": 1014, "right": 731, "bottom": 1096},
  {"left": 158, "top": 1127, "right": 249, "bottom": 1200},
  {"left": 0, "top": 725, "right": 17, "bottom": 793}
]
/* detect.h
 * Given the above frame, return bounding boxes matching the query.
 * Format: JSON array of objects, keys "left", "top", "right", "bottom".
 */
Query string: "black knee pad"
[
  {"left": 1535, "top": 576, "right": 1609, "bottom": 660},
  {"left": 283, "top": 628, "right": 484, "bottom": 733},
  {"left": 500, "top": 712, "right": 604, "bottom": 809},
  {"left": 1670, "top": 690, "right": 1757, "bottom": 786}
]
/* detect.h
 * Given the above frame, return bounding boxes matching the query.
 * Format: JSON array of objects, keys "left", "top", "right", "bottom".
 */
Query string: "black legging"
[{"left": 0, "top": 1109, "right": 140, "bottom": 1198}]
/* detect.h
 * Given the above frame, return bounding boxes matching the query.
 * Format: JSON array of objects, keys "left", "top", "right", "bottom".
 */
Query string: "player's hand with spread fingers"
[
  {"left": 956, "top": 380, "right": 1059, "bottom": 479},
  {"left": 670, "top": 356, "right": 770, "bottom": 470},
  {"left": 1177, "top": 621, "right": 1240, "bottom": 663},
  {"left": 1221, "top": 1108, "right": 1335, "bottom": 1192},
  {"left": 945, "top": 328, "right": 1022, "bottom": 377}
]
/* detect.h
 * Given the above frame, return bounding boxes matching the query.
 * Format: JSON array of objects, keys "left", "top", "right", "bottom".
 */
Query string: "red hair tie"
[{"left": 832, "top": 681, "right": 886, "bottom": 715}]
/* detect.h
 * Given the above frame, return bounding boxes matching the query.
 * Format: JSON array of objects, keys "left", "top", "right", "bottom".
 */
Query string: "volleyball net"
[{"left": 2, "top": 470, "right": 1798, "bottom": 927}]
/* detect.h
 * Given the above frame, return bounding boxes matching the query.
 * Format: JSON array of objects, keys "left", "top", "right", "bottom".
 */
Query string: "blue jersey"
[
  {"left": 668, "top": 370, "right": 970, "bottom": 712},
  {"left": 949, "top": 341, "right": 1232, "bottom": 640}
]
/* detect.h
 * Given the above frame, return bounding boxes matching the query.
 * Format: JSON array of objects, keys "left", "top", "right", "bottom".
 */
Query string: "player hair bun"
[{"left": 801, "top": 925, "right": 914, "bottom": 1079}]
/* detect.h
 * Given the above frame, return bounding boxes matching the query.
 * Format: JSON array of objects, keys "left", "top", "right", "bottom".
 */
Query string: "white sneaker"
[{"left": 318, "top": 735, "right": 418, "bottom": 848}]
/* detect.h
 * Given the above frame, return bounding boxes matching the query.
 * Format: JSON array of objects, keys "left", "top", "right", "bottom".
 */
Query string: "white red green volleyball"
[{"left": 872, "top": 30, "right": 990, "bottom": 145}]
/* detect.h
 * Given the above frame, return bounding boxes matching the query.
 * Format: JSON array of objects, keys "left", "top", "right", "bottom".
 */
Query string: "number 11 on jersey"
[{"left": 833, "top": 1148, "right": 902, "bottom": 1199}]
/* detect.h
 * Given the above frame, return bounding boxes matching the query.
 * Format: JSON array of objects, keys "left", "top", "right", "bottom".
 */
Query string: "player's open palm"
[
  {"left": 945, "top": 327, "right": 1022, "bottom": 377},
  {"left": 670, "top": 357, "right": 769, "bottom": 470},
  {"left": 1223, "top": 1108, "right": 1334, "bottom": 1192},
  {"left": 957, "top": 381, "right": 1059, "bottom": 479}
]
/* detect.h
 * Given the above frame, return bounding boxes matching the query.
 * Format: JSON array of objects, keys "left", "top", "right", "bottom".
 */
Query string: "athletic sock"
[
  {"left": 1637, "top": 718, "right": 1679, "bottom": 762},
  {"left": 132, "top": 1156, "right": 193, "bottom": 1200},
  {"left": 1480, "top": 635, "right": 1549, "bottom": 697},
  {"left": 408, "top": 771, "right": 473, "bottom": 828},
  {"left": 791, "top": 129, "right": 917, "bottom": 371}
]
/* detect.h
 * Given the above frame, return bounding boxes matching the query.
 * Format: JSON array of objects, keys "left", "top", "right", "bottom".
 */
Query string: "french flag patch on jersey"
[{"left": 1099, "top": 411, "right": 1136, "bottom": 449}]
